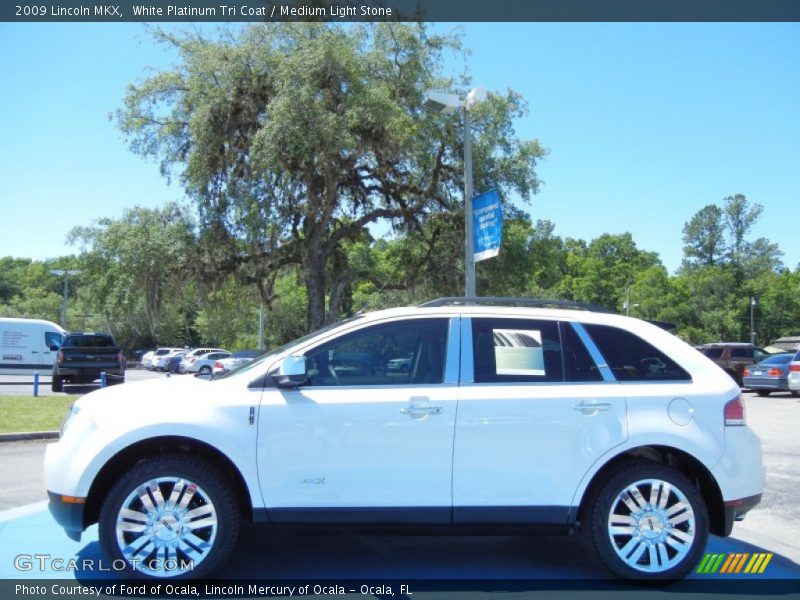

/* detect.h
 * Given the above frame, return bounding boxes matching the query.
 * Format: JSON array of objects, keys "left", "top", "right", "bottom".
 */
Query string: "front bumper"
[{"left": 47, "top": 491, "right": 85, "bottom": 541}]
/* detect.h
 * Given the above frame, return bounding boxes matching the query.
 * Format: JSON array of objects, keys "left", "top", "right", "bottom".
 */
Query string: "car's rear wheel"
[
  {"left": 99, "top": 455, "right": 239, "bottom": 579},
  {"left": 588, "top": 461, "right": 708, "bottom": 582},
  {"left": 756, "top": 390, "right": 771, "bottom": 397},
  {"left": 51, "top": 375, "right": 63, "bottom": 392},
  {"left": 199, "top": 366, "right": 212, "bottom": 374}
]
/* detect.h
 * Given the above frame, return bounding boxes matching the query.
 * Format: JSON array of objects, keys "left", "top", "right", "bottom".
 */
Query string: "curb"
[{"left": 0, "top": 431, "right": 58, "bottom": 442}]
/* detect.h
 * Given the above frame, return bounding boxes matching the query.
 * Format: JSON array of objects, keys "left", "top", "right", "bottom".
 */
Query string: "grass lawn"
[{"left": 0, "top": 395, "right": 78, "bottom": 434}]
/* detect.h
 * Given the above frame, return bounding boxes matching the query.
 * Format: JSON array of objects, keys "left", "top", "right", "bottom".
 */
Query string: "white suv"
[{"left": 44, "top": 298, "right": 764, "bottom": 581}]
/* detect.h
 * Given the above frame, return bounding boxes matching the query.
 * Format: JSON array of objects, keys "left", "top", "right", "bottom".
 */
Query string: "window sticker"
[{"left": 493, "top": 329, "right": 545, "bottom": 376}]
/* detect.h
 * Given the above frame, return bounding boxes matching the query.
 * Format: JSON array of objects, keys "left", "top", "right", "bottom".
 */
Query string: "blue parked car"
[{"left": 742, "top": 352, "right": 800, "bottom": 396}]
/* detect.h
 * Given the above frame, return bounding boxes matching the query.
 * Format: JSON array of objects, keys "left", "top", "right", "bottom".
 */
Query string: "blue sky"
[{"left": 1, "top": 22, "right": 798, "bottom": 274}]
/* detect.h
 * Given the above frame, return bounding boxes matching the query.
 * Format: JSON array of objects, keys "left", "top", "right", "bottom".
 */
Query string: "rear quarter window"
[{"left": 583, "top": 324, "right": 691, "bottom": 382}]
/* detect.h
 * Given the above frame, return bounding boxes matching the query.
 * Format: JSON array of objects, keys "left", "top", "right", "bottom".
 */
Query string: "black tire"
[
  {"left": 99, "top": 455, "right": 240, "bottom": 579},
  {"left": 756, "top": 390, "right": 771, "bottom": 397},
  {"left": 792, "top": 391, "right": 800, "bottom": 398},
  {"left": 51, "top": 375, "right": 63, "bottom": 393},
  {"left": 199, "top": 366, "right": 212, "bottom": 374},
  {"left": 587, "top": 461, "right": 709, "bottom": 582}
]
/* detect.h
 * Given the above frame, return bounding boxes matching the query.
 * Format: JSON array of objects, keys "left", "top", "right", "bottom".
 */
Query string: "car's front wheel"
[
  {"left": 588, "top": 461, "right": 709, "bottom": 582},
  {"left": 99, "top": 455, "right": 239, "bottom": 579}
]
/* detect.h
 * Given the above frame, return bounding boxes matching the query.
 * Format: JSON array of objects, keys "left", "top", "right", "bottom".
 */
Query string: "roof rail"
[{"left": 418, "top": 296, "right": 615, "bottom": 314}]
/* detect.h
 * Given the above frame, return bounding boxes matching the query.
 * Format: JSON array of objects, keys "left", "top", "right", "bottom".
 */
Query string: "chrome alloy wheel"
[
  {"left": 115, "top": 477, "right": 218, "bottom": 577},
  {"left": 607, "top": 478, "right": 696, "bottom": 573}
]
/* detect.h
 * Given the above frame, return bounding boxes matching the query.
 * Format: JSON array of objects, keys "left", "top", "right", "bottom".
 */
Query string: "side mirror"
[{"left": 273, "top": 355, "right": 308, "bottom": 388}]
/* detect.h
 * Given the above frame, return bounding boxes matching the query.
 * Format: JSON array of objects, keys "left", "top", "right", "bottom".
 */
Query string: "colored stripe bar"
[{"left": 758, "top": 554, "right": 773, "bottom": 574}]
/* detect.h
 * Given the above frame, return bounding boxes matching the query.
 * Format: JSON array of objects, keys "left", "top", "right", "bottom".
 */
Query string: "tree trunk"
[{"left": 304, "top": 251, "right": 327, "bottom": 331}]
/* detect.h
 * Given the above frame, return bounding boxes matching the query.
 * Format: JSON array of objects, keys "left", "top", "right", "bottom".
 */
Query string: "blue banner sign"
[{"left": 472, "top": 189, "right": 503, "bottom": 262}]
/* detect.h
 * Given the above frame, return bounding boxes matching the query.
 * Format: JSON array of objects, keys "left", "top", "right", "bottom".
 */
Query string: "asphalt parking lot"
[
  {"left": 0, "top": 367, "right": 164, "bottom": 397},
  {"left": 0, "top": 383, "right": 798, "bottom": 585}
]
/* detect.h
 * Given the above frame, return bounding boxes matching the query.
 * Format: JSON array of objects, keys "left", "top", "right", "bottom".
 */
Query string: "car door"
[
  {"left": 257, "top": 316, "right": 459, "bottom": 523},
  {"left": 452, "top": 316, "right": 628, "bottom": 524}
]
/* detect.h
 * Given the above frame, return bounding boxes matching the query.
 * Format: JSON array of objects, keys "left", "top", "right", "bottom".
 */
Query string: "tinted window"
[
  {"left": 63, "top": 334, "right": 115, "bottom": 348},
  {"left": 472, "top": 318, "right": 562, "bottom": 383},
  {"left": 702, "top": 348, "right": 723, "bottom": 358},
  {"left": 583, "top": 324, "right": 691, "bottom": 382},
  {"left": 731, "top": 347, "right": 752, "bottom": 358},
  {"left": 305, "top": 319, "right": 448, "bottom": 387},
  {"left": 563, "top": 323, "right": 603, "bottom": 382}
]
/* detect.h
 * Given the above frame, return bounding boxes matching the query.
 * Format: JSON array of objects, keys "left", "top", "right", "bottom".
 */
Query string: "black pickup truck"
[{"left": 52, "top": 333, "right": 125, "bottom": 392}]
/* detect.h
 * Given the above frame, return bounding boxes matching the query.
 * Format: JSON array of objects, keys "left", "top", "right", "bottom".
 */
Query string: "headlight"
[{"left": 59, "top": 403, "right": 81, "bottom": 438}]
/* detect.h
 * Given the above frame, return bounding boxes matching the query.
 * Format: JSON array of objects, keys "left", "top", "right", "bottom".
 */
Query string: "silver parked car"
[
  {"left": 179, "top": 347, "right": 227, "bottom": 373},
  {"left": 183, "top": 351, "right": 231, "bottom": 374}
]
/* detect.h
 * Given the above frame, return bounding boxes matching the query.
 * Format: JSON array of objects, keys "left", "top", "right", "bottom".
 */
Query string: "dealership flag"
[{"left": 472, "top": 189, "right": 503, "bottom": 262}]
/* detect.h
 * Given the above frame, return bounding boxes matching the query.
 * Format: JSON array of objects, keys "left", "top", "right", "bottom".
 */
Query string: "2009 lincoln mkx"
[{"left": 45, "top": 298, "right": 765, "bottom": 581}]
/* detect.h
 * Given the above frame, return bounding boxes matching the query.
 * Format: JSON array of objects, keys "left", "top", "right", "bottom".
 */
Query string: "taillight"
[
  {"left": 214, "top": 361, "right": 224, "bottom": 370},
  {"left": 768, "top": 368, "right": 782, "bottom": 376},
  {"left": 56, "top": 350, "right": 64, "bottom": 365},
  {"left": 743, "top": 368, "right": 750, "bottom": 376},
  {"left": 789, "top": 364, "right": 800, "bottom": 372},
  {"left": 724, "top": 395, "right": 746, "bottom": 426}
]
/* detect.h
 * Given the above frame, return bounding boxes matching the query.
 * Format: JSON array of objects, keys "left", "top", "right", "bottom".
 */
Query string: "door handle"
[
  {"left": 571, "top": 402, "right": 612, "bottom": 414},
  {"left": 401, "top": 406, "right": 443, "bottom": 417}
]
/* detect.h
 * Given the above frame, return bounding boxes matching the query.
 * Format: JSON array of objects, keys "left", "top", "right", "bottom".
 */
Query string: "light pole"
[
  {"left": 50, "top": 269, "right": 82, "bottom": 329},
  {"left": 750, "top": 297, "right": 757, "bottom": 344},
  {"left": 424, "top": 86, "right": 487, "bottom": 297}
]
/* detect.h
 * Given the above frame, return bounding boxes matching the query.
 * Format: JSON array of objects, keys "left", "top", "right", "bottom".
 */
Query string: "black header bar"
[{"left": 3, "top": 0, "right": 800, "bottom": 23}]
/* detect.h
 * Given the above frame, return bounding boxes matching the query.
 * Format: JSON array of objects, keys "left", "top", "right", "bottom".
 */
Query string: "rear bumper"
[
  {"left": 722, "top": 493, "right": 762, "bottom": 536},
  {"left": 54, "top": 367, "right": 124, "bottom": 379},
  {"left": 47, "top": 491, "right": 85, "bottom": 541},
  {"left": 742, "top": 376, "right": 789, "bottom": 390}
]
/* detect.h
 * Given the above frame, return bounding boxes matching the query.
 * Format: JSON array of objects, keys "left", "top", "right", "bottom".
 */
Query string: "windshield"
[{"left": 211, "top": 315, "right": 364, "bottom": 380}]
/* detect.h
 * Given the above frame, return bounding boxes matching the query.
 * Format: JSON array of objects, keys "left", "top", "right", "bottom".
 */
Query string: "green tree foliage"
[
  {"left": 67, "top": 204, "right": 197, "bottom": 348},
  {"left": 117, "top": 23, "right": 545, "bottom": 329},
  {"left": 558, "top": 232, "right": 661, "bottom": 310},
  {"left": 681, "top": 204, "right": 726, "bottom": 267}
]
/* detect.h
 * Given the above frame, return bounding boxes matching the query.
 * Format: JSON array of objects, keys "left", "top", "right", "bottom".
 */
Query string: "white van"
[{"left": 0, "top": 317, "right": 67, "bottom": 375}]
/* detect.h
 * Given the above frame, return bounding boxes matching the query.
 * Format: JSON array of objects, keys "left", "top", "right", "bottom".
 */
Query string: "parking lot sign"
[{"left": 472, "top": 189, "right": 503, "bottom": 262}]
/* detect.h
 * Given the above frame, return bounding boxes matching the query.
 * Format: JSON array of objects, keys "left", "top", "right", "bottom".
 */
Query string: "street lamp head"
[
  {"left": 50, "top": 269, "right": 65, "bottom": 276},
  {"left": 465, "top": 86, "right": 487, "bottom": 110},
  {"left": 422, "top": 90, "right": 462, "bottom": 114}
]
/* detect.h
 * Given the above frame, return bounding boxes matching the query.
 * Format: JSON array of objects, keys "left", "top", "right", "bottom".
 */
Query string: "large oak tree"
[{"left": 118, "top": 23, "right": 545, "bottom": 329}]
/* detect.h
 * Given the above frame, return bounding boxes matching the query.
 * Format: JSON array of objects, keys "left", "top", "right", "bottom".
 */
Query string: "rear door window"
[
  {"left": 562, "top": 323, "right": 603, "bottom": 382},
  {"left": 471, "top": 318, "right": 562, "bottom": 383},
  {"left": 583, "top": 324, "right": 691, "bottom": 382}
]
